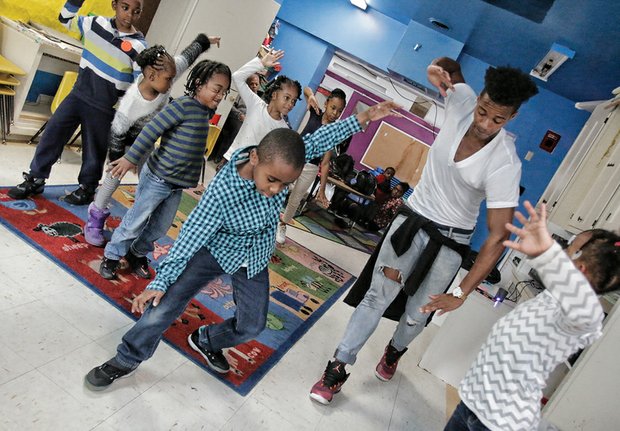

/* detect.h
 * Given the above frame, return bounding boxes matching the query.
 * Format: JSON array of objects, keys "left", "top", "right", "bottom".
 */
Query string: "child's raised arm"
[
  {"left": 58, "top": 0, "right": 86, "bottom": 32},
  {"left": 304, "top": 100, "right": 401, "bottom": 162},
  {"left": 503, "top": 201, "right": 554, "bottom": 258},
  {"left": 232, "top": 56, "right": 272, "bottom": 110},
  {"left": 174, "top": 34, "right": 220, "bottom": 78}
]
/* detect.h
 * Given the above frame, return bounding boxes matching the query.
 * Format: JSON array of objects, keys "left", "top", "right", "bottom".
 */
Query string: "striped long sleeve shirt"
[
  {"left": 59, "top": 0, "right": 147, "bottom": 112},
  {"left": 147, "top": 114, "right": 363, "bottom": 292},
  {"left": 124, "top": 96, "right": 215, "bottom": 188},
  {"left": 459, "top": 242, "right": 604, "bottom": 431}
]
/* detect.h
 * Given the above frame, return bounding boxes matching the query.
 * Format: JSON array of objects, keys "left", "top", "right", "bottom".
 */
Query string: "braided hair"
[
  {"left": 135, "top": 45, "right": 174, "bottom": 72},
  {"left": 184, "top": 59, "right": 232, "bottom": 97},
  {"left": 262, "top": 75, "right": 302, "bottom": 104},
  {"left": 327, "top": 88, "right": 347, "bottom": 103},
  {"left": 575, "top": 229, "right": 620, "bottom": 294}
]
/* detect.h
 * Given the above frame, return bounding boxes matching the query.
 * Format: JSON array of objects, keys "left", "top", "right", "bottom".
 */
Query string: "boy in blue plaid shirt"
[{"left": 85, "top": 100, "right": 400, "bottom": 390}]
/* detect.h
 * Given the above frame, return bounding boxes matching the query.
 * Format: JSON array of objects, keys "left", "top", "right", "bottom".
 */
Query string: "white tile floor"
[{"left": 0, "top": 142, "right": 450, "bottom": 431}]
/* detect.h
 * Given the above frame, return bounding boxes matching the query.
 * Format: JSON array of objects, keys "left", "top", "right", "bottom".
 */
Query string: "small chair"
[
  {"left": 28, "top": 70, "right": 80, "bottom": 145},
  {"left": 0, "top": 85, "right": 16, "bottom": 144},
  {"left": 201, "top": 124, "right": 222, "bottom": 184}
]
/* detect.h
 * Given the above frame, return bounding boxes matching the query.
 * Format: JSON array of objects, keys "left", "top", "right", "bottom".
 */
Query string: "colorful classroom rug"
[
  {"left": 0, "top": 184, "right": 355, "bottom": 396},
  {"left": 288, "top": 202, "right": 382, "bottom": 254}
]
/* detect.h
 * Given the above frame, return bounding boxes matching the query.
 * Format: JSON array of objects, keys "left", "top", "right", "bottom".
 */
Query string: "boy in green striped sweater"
[{"left": 99, "top": 60, "right": 231, "bottom": 280}]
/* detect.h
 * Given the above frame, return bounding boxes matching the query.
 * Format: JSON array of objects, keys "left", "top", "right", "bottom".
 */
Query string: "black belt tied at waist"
[{"left": 390, "top": 206, "right": 472, "bottom": 296}]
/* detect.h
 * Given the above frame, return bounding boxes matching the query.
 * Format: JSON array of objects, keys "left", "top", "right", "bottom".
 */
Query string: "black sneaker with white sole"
[
  {"left": 125, "top": 250, "right": 152, "bottom": 279},
  {"left": 85, "top": 360, "right": 134, "bottom": 390},
  {"left": 188, "top": 328, "right": 230, "bottom": 374},
  {"left": 7, "top": 172, "right": 45, "bottom": 200},
  {"left": 61, "top": 185, "right": 95, "bottom": 205},
  {"left": 100, "top": 257, "right": 120, "bottom": 280}
]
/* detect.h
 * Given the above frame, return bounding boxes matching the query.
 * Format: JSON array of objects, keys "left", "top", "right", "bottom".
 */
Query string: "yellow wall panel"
[{"left": 0, "top": 0, "right": 114, "bottom": 39}]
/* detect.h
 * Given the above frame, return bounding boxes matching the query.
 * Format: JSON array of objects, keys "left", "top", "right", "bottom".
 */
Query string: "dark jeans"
[
  {"left": 444, "top": 402, "right": 490, "bottom": 431},
  {"left": 114, "top": 247, "right": 270, "bottom": 369},
  {"left": 29, "top": 91, "right": 114, "bottom": 188}
]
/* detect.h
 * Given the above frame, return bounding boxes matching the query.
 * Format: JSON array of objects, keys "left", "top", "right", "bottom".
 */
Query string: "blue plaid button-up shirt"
[{"left": 148, "top": 115, "right": 363, "bottom": 292}]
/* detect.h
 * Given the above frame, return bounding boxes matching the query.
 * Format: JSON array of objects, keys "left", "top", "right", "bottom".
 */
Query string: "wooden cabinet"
[{"left": 387, "top": 20, "right": 464, "bottom": 94}]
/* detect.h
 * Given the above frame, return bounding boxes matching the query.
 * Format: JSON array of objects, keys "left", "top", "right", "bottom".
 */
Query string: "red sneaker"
[
  {"left": 310, "top": 360, "right": 350, "bottom": 405},
  {"left": 375, "top": 342, "right": 408, "bottom": 382}
]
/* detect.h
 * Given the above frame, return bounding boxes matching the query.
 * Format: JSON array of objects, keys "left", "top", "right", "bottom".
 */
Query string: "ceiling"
[{"left": 366, "top": 0, "right": 620, "bottom": 103}]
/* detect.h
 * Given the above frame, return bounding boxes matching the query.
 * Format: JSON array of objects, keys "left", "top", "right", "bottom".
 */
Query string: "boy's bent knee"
[{"left": 382, "top": 266, "right": 402, "bottom": 284}]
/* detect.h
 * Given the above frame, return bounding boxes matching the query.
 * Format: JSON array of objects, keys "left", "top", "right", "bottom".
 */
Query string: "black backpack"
[
  {"left": 330, "top": 153, "right": 354, "bottom": 180},
  {"left": 352, "top": 170, "right": 377, "bottom": 196}
]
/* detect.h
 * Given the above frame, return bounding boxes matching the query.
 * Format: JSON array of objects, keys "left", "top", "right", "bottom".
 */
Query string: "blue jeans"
[
  {"left": 444, "top": 401, "right": 490, "bottom": 431},
  {"left": 114, "top": 247, "right": 270, "bottom": 369},
  {"left": 335, "top": 214, "right": 472, "bottom": 364},
  {"left": 104, "top": 164, "right": 183, "bottom": 260},
  {"left": 29, "top": 92, "right": 114, "bottom": 188}
]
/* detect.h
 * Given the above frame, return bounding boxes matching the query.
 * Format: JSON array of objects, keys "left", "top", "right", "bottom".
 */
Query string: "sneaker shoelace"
[
  {"left": 322, "top": 362, "right": 347, "bottom": 389},
  {"left": 385, "top": 346, "right": 407, "bottom": 368},
  {"left": 99, "top": 363, "right": 127, "bottom": 380}
]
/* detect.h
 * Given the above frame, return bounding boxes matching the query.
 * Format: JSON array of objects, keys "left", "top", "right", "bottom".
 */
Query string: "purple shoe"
[{"left": 84, "top": 203, "right": 110, "bottom": 247}]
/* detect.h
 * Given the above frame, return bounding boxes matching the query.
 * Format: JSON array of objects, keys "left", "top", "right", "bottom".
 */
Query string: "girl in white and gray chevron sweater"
[
  {"left": 446, "top": 201, "right": 620, "bottom": 431},
  {"left": 85, "top": 34, "right": 220, "bottom": 247}
]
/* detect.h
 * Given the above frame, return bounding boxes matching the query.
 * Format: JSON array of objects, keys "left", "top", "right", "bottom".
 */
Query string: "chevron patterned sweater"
[{"left": 459, "top": 242, "right": 603, "bottom": 430}]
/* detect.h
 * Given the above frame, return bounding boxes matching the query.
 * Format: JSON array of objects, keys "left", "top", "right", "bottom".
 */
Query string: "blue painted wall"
[
  {"left": 271, "top": 20, "right": 335, "bottom": 128},
  {"left": 276, "top": 0, "right": 406, "bottom": 71},
  {"left": 273, "top": 0, "right": 589, "bottom": 251}
]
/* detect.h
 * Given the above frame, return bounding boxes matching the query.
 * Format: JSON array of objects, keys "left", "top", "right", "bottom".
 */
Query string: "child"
[
  {"left": 84, "top": 34, "right": 220, "bottom": 247},
  {"left": 209, "top": 73, "right": 261, "bottom": 163},
  {"left": 276, "top": 87, "right": 349, "bottom": 244},
  {"left": 445, "top": 201, "right": 620, "bottom": 431},
  {"left": 85, "top": 100, "right": 400, "bottom": 390},
  {"left": 221, "top": 49, "right": 301, "bottom": 163},
  {"left": 374, "top": 166, "right": 396, "bottom": 204},
  {"left": 365, "top": 182, "right": 410, "bottom": 231},
  {"left": 8, "top": 0, "right": 147, "bottom": 205},
  {"left": 98, "top": 60, "right": 231, "bottom": 280}
]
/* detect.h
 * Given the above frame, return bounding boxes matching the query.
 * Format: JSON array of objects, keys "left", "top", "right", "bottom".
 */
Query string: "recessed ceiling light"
[
  {"left": 350, "top": 0, "right": 368, "bottom": 11},
  {"left": 429, "top": 17, "right": 450, "bottom": 30}
]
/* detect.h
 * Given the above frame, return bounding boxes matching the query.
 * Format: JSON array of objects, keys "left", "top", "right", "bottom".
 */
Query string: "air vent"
[
  {"left": 481, "top": 0, "right": 555, "bottom": 23},
  {"left": 429, "top": 18, "right": 450, "bottom": 31}
]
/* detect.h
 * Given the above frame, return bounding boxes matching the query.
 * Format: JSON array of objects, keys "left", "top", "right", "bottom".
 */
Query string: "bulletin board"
[{"left": 361, "top": 122, "right": 430, "bottom": 187}]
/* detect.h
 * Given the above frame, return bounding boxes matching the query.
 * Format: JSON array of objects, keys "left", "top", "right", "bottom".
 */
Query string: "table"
[
  {"left": 0, "top": 18, "right": 82, "bottom": 137},
  {"left": 299, "top": 175, "right": 375, "bottom": 231},
  {"left": 327, "top": 176, "right": 375, "bottom": 203}
]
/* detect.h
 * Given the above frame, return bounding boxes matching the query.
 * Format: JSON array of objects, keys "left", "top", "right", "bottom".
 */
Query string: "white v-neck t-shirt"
[{"left": 407, "top": 83, "right": 521, "bottom": 230}]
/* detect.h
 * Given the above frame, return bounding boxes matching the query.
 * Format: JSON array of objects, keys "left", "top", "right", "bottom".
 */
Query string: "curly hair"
[
  {"left": 257, "top": 128, "right": 305, "bottom": 171},
  {"left": 576, "top": 229, "right": 620, "bottom": 294},
  {"left": 262, "top": 75, "right": 302, "bottom": 104},
  {"left": 184, "top": 59, "right": 232, "bottom": 97},
  {"left": 135, "top": 45, "right": 174, "bottom": 72},
  {"left": 482, "top": 66, "right": 538, "bottom": 111}
]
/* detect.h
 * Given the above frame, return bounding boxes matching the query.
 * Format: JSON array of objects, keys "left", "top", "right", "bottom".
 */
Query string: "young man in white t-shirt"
[{"left": 310, "top": 57, "right": 538, "bottom": 405}]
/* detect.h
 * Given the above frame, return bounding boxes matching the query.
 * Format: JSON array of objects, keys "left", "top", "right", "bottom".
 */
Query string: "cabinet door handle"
[{"left": 413, "top": 43, "right": 422, "bottom": 51}]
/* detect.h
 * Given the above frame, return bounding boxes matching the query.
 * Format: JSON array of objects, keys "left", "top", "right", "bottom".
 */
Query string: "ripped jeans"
[{"left": 335, "top": 214, "right": 473, "bottom": 365}]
